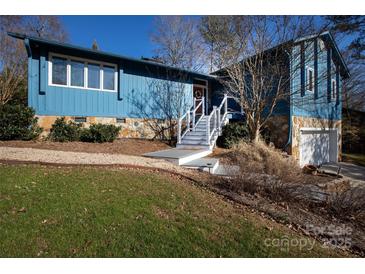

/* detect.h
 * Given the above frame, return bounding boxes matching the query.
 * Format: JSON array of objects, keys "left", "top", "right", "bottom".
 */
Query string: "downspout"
[
  {"left": 24, "top": 38, "right": 32, "bottom": 58},
  {"left": 284, "top": 49, "right": 292, "bottom": 151},
  {"left": 24, "top": 38, "right": 32, "bottom": 107}
]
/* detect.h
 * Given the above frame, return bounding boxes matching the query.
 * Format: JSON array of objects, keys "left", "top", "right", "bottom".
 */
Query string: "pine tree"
[
  {"left": 92, "top": 39, "right": 99, "bottom": 51},
  {"left": 326, "top": 16, "right": 365, "bottom": 60}
]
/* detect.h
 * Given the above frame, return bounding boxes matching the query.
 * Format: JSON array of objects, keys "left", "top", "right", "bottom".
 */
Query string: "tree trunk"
[
  {"left": 252, "top": 127, "right": 261, "bottom": 143},
  {"left": 248, "top": 122, "right": 261, "bottom": 143}
]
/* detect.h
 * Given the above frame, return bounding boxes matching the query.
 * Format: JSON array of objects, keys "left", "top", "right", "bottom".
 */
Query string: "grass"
[
  {"left": 343, "top": 153, "right": 365, "bottom": 167},
  {"left": 0, "top": 164, "right": 346, "bottom": 257}
]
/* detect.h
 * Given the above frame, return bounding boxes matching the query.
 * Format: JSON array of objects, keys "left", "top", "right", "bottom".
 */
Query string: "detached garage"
[{"left": 299, "top": 128, "right": 338, "bottom": 166}]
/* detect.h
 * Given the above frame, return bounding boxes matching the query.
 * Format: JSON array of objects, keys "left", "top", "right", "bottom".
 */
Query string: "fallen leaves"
[{"left": 17, "top": 207, "right": 26, "bottom": 213}]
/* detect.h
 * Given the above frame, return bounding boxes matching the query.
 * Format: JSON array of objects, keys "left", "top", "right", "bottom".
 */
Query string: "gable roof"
[
  {"left": 7, "top": 31, "right": 216, "bottom": 81},
  {"left": 212, "top": 31, "right": 350, "bottom": 79},
  {"left": 295, "top": 31, "right": 350, "bottom": 78}
]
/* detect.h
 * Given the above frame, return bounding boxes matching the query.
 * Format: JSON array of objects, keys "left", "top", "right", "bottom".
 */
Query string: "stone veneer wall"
[
  {"left": 36, "top": 115, "right": 165, "bottom": 139},
  {"left": 291, "top": 115, "right": 342, "bottom": 161}
]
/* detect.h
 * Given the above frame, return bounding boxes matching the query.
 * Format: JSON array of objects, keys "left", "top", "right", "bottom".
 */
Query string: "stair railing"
[
  {"left": 205, "top": 94, "right": 228, "bottom": 146},
  {"left": 192, "top": 97, "right": 204, "bottom": 131},
  {"left": 178, "top": 94, "right": 228, "bottom": 146},
  {"left": 177, "top": 96, "right": 204, "bottom": 144},
  {"left": 177, "top": 110, "right": 190, "bottom": 144},
  {"left": 216, "top": 94, "right": 228, "bottom": 135}
]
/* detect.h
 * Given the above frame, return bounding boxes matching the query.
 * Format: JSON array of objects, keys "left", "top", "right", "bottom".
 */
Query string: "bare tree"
[
  {"left": 128, "top": 70, "right": 191, "bottom": 143},
  {"left": 127, "top": 16, "right": 204, "bottom": 143},
  {"left": 201, "top": 16, "right": 325, "bottom": 142},
  {"left": 151, "top": 16, "right": 206, "bottom": 72},
  {"left": 0, "top": 16, "right": 68, "bottom": 105},
  {"left": 24, "top": 16, "right": 68, "bottom": 42}
]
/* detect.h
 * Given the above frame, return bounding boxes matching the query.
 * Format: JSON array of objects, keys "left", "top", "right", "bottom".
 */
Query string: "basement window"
[
  {"left": 116, "top": 118, "right": 126, "bottom": 124},
  {"left": 74, "top": 117, "right": 87, "bottom": 123}
]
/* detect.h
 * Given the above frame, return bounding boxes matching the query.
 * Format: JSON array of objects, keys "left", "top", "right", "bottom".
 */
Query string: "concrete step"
[
  {"left": 180, "top": 139, "right": 208, "bottom": 145},
  {"left": 181, "top": 157, "right": 219, "bottom": 174},
  {"left": 182, "top": 135, "right": 207, "bottom": 141},
  {"left": 176, "top": 143, "right": 213, "bottom": 150},
  {"left": 185, "top": 131, "right": 206, "bottom": 136},
  {"left": 143, "top": 148, "right": 212, "bottom": 165}
]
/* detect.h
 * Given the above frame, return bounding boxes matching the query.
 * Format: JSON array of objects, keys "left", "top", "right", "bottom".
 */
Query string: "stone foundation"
[
  {"left": 291, "top": 115, "right": 342, "bottom": 161},
  {"left": 36, "top": 115, "right": 167, "bottom": 139}
]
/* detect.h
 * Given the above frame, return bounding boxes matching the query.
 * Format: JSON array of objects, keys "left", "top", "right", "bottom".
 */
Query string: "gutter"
[
  {"left": 284, "top": 49, "right": 292, "bottom": 151},
  {"left": 8, "top": 31, "right": 216, "bottom": 81}
]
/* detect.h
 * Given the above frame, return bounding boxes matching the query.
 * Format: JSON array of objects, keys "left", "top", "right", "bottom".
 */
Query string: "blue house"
[{"left": 9, "top": 31, "right": 349, "bottom": 166}]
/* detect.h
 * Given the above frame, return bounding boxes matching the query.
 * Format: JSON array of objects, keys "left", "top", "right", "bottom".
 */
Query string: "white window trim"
[
  {"left": 331, "top": 78, "right": 337, "bottom": 99},
  {"left": 48, "top": 52, "right": 118, "bottom": 93},
  {"left": 306, "top": 66, "right": 314, "bottom": 93}
]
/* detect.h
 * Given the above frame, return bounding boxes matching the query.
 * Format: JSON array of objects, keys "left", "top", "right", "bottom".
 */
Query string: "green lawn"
[
  {"left": 0, "top": 164, "right": 344, "bottom": 257},
  {"left": 343, "top": 153, "right": 365, "bottom": 167}
]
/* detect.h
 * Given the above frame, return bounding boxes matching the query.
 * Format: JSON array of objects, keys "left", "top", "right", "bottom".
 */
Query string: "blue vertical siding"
[
  {"left": 28, "top": 47, "right": 194, "bottom": 119},
  {"left": 291, "top": 38, "right": 342, "bottom": 120}
]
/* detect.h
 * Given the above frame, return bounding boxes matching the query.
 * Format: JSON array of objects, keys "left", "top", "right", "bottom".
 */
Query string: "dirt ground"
[{"left": 0, "top": 139, "right": 172, "bottom": 156}]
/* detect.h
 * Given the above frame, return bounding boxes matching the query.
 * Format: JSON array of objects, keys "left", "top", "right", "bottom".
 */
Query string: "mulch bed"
[{"left": 0, "top": 139, "right": 172, "bottom": 156}]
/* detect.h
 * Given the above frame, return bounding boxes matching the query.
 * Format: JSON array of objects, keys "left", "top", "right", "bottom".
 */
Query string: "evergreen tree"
[{"left": 92, "top": 39, "right": 99, "bottom": 50}]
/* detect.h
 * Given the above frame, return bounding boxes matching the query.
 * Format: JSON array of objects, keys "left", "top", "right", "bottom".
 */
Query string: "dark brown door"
[{"left": 193, "top": 86, "right": 205, "bottom": 115}]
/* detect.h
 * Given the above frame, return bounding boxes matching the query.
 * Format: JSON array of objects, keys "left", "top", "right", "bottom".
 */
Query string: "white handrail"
[
  {"left": 178, "top": 94, "right": 229, "bottom": 147},
  {"left": 192, "top": 96, "right": 204, "bottom": 131},
  {"left": 205, "top": 94, "right": 228, "bottom": 146},
  {"left": 177, "top": 96, "right": 205, "bottom": 144}
]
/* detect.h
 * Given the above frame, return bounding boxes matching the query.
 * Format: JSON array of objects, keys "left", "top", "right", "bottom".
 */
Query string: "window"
[
  {"left": 103, "top": 66, "right": 115, "bottom": 91},
  {"left": 319, "top": 39, "right": 325, "bottom": 51},
  {"left": 116, "top": 118, "right": 126, "bottom": 124},
  {"left": 332, "top": 79, "right": 337, "bottom": 99},
  {"left": 71, "top": 60, "right": 84, "bottom": 87},
  {"left": 49, "top": 53, "right": 117, "bottom": 92},
  {"left": 306, "top": 67, "right": 314, "bottom": 92},
  {"left": 52, "top": 57, "right": 67, "bottom": 85},
  {"left": 74, "top": 117, "right": 86, "bottom": 123},
  {"left": 88, "top": 63, "right": 100, "bottom": 89}
]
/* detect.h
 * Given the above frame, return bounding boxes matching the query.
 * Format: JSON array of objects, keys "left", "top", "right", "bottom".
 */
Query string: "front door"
[{"left": 193, "top": 86, "right": 206, "bottom": 115}]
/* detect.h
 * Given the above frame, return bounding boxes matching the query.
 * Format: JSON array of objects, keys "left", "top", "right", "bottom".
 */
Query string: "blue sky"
[
  {"left": 60, "top": 16, "right": 156, "bottom": 58},
  {"left": 60, "top": 16, "right": 352, "bottom": 59}
]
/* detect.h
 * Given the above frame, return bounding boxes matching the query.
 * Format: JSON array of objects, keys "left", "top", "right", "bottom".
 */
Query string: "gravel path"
[{"left": 0, "top": 146, "right": 190, "bottom": 174}]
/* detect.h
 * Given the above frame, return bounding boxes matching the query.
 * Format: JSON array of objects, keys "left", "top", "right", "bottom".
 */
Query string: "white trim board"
[{"left": 48, "top": 52, "right": 118, "bottom": 93}]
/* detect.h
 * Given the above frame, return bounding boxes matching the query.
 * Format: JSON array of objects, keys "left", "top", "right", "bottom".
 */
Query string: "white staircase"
[
  {"left": 144, "top": 95, "right": 229, "bottom": 174},
  {"left": 177, "top": 94, "right": 229, "bottom": 151}
]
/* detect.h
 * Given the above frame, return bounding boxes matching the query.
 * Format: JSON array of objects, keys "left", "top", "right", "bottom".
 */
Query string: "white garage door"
[{"left": 299, "top": 129, "right": 338, "bottom": 166}]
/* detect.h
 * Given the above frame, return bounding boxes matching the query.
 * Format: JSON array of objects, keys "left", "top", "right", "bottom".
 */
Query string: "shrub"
[
  {"left": 230, "top": 140, "right": 301, "bottom": 180},
  {"left": 326, "top": 187, "right": 365, "bottom": 229},
  {"left": 80, "top": 124, "right": 120, "bottom": 143},
  {"left": 0, "top": 104, "right": 42, "bottom": 140},
  {"left": 217, "top": 122, "right": 249, "bottom": 148},
  {"left": 48, "top": 117, "right": 81, "bottom": 142}
]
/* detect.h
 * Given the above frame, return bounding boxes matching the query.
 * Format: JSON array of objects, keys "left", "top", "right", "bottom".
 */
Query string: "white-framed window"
[
  {"left": 306, "top": 66, "right": 314, "bottom": 93},
  {"left": 51, "top": 56, "right": 67, "bottom": 85},
  {"left": 48, "top": 52, "right": 118, "bottom": 92},
  {"left": 319, "top": 39, "right": 326, "bottom": 51},
  {"left": 70, "top": 60, "right": 84, "bottom": 87},
  {"left": 332, "top": 78, "right": 337, "bottom": 99}
]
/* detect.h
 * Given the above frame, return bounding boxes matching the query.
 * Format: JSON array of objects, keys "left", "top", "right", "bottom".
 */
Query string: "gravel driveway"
[{"left": 0, "top": 146, "right": 190, "bottom": 174}]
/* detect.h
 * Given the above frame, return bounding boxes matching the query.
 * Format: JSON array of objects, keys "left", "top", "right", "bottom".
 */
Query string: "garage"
[{"left": 299, "top": 128, "right": 338, "bottom": 166}]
